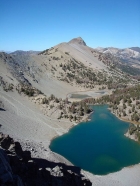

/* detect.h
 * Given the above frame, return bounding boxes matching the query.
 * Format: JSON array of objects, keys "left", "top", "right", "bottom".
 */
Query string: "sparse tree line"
[
  {"left": 0, "top": 76, "right": 14, "bottom": 92},
  {"left": 41, "top": 94, "right": 93, "bottom": 122},
  {"left": 84, "top": 85, "right": 140, "bottom": 123},
  {"left": 0, "top": 79, "right": 93, "bottom": 122},
  {"left": 83, "top": 84, "right": 140, "bottom": 142},
  {"left": 57, "top": 57, "right": 134, "bottom": 89},
  {"left": 16, "top": 84, "right": 43, "bottom": 97},
  {"left": 38, "top": 46, "right": 136, "bottom": 89},
  {"left": 92, "top": 50, "right": 140, "bottom": 77}
]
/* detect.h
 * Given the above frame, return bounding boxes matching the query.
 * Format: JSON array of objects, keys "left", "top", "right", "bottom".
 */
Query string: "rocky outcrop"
[
  {"left": 68, "top": 37, "right": 87, "bottom": 46},
  {"left": 0, "top": 133, "right": 92, "bottom": 186}
]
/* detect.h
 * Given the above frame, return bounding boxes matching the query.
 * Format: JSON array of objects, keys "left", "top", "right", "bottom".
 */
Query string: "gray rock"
[
  {"left": 1, "top": 135, "right": 14, "bottom": 150},
  {"left": 51, "top": 166, "right": 64, "bottom": 177}
]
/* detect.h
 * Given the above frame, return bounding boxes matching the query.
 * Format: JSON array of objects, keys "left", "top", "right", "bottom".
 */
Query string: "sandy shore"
[
  {"left": 83, "top": 163, "right": 140, "bottom": 186},
  {"left": 1, "top": 89, "right": 140, "bottom": 186}
]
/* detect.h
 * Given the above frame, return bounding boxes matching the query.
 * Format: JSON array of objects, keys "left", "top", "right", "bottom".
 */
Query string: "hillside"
[
  {"left": 1, "top": 37, "right": 138, "bottom": 100},
  {"left": 0, "top": 52, "right": 79, "bottom": 98},
  {"left": 39, "top": 38, "right": 138, "bottom": 90}
]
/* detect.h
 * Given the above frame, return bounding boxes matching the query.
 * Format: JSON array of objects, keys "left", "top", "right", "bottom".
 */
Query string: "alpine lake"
[{"left": 50, "top": 105, "right": 140, "bottom": 175}]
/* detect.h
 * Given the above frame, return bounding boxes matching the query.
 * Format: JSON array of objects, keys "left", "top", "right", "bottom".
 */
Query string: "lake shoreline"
[
  {"left": 49, "top": 105, "right": 140, "bottom": 176},
  {"left": 108, "top": 107, "right": 140, "bottom": 142},
  {"left": 49, "top": 110, "right": 94, "bottom": 145},
  {"left": 49, "top": 104, "right": 140, "bottom": 185}
]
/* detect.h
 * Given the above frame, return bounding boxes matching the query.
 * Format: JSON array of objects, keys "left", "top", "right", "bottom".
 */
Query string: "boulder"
[
  {"left": 51, "top": 166, "right": 64, "bottom": 177},
  {"left": 1, "top": 135, "right": 14, "bottom": 150},
  {"left": 14, "top": 142, "right": 23, "bottom": 156}
]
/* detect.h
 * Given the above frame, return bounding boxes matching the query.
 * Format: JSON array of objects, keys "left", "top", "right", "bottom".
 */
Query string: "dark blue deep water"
[{"left": 50, "top": 105, "right": 140, "bottom": 175}]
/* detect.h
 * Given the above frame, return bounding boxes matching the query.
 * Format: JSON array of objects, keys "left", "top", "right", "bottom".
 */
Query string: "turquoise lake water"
[{"left": 50, "top": 105, "right": 140, "bottom": 175}]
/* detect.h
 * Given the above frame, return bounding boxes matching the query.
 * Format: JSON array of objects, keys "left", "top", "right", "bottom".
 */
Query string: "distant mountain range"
[
  {"left": 95, "top": 47, "right": 140, "bottom": 60},
  {"left": 0, "top": 50, "right": 11, "bottom": 54},
  {"left": 129, "top": 47, "right": 140, "bottom": 53},
  {"left": 0, "top": 50, "right": 40, "bottom": 55},
  {"left": 10, "top": 50, "right": 40, "bottom": 55}
]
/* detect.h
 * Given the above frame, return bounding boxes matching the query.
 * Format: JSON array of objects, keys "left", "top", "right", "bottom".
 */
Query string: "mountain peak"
[{"left": 68, "top": 37, "right": 86, "bottom": 46}]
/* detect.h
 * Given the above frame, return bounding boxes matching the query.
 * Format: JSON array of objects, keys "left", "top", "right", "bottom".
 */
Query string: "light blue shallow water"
[{"left": 50, "top": 105, "right": 140, "bottom": 175}]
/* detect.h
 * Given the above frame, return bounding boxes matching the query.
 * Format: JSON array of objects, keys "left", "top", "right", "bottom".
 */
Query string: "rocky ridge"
[{"left": 0, "top": 132, "right": 91, "bottom": 186}]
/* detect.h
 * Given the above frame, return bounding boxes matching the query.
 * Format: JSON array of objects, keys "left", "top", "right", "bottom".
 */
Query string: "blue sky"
[{"left": 0, "top": 0, "right": 140, "bottom": 51}]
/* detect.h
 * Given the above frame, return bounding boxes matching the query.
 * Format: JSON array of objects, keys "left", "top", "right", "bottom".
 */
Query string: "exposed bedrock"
[{"left": 0, "top": 132, "right": 91, "bottom": 186}]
